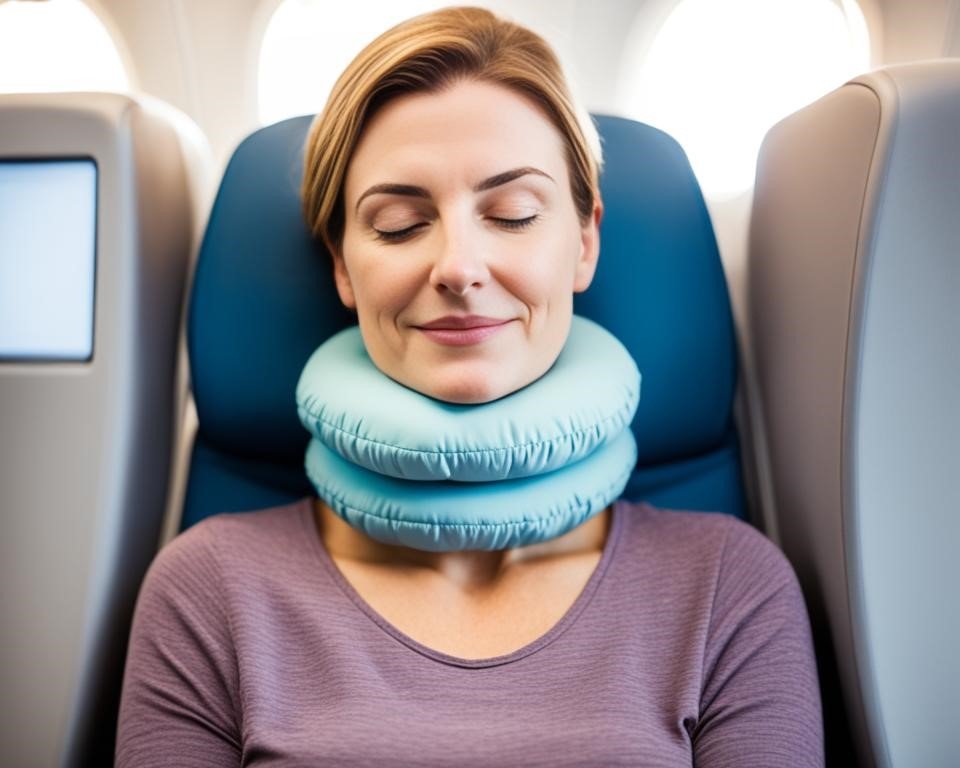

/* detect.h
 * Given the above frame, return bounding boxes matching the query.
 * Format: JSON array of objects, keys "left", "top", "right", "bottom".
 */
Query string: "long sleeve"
[
  {"left": 115, "top": 522, "right": 243, "bottom": 767},
  {"left": 692, "top": 520, "right": 824, "bottom": 767}
]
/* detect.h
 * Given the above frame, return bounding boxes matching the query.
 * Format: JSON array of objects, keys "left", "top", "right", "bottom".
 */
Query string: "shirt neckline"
[{"left": 299, "top": 498, "right": 627, "bottom": 669}]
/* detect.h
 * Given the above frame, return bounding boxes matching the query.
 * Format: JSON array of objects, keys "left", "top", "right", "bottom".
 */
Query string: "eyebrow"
[{"left": 354, "top": 166, "right": 555, "bottom": 212}]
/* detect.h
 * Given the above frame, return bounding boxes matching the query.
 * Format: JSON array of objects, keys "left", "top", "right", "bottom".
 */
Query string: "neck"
[{"left": 314, "top": 498, "right": 612, "bottom": 591}]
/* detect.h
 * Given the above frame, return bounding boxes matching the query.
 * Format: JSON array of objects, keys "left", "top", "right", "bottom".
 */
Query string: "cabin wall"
[
  {"left": 88, "top": 0, "right": 959, "bottom": 280},
  {"left": 90, "top": 0, "right": 261, "bottom": 180},
  {"left": 878, "top": 0, "right": 960, "bottom": 62},
  {"left": 90, "top": 0, "right": 960, "bottom": 172}
]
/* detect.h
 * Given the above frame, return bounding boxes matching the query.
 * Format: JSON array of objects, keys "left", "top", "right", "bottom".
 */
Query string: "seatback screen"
[{"left": 0, "top": 159, "right": 97, "bottom": 361}]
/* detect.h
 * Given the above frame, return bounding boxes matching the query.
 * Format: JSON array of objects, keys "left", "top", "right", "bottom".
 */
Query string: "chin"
[
  {"left": 414, "top": 356, "right": 556, "bottom": 404},
  {"left": 424, "top": 378, "right": 503, "bottom": 405},
  {"left": 412, "top": 368, "right": 517, "bottom": 405}
]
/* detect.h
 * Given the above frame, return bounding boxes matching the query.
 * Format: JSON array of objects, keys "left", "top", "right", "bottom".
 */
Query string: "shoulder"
[
  {"left": 166, "top": 496, "right": 312, "bottom": 557},
  {"left": 141, "top": 497, "right": 314, "bottom": 599},
  {"left": 619, "top": 502, "right": 810, "bottom": 647},
  {"left": 619, "top": 498, "right": 769, "bottom": 542},
  {"left": 614, "top": 500, "right": 804, "bottom": 626},
  {"left": 616, "top": 500, "right": 790, "bottom": 577}
]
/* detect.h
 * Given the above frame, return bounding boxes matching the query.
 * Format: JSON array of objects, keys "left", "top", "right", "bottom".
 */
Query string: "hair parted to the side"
[{"left": 301, "top": 5, "right": 603, "bottom": 256}]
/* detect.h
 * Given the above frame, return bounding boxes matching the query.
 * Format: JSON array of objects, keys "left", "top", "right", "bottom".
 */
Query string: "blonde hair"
[{"left": 301, "top": 6, "right": 602, "bottom": 256}]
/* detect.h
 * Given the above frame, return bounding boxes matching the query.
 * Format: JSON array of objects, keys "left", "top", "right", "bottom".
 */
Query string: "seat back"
[
  {"left": 183, "top": 114, "right": 743, "bottom": 530},
  {"left": 0, "top": 92, "right": 207, "bottom": 767},
  {"left": 750, "top": 60, "right": 960, "bottom": 768}
]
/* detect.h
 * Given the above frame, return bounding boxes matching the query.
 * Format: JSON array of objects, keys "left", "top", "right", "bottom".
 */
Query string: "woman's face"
[{"left": 336, "top": 78, "right": 601, "bottom": 403}]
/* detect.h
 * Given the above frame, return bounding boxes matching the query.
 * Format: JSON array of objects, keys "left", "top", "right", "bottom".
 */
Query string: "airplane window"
[
  {"left": 258, "top": 0, "right": 440, "bottom": 126},
  {"left": 0, "top": 0, "right": 129, "bottom": 94},
  {"left": 619, "top": 0, "right": 871, "bottom": 200}
]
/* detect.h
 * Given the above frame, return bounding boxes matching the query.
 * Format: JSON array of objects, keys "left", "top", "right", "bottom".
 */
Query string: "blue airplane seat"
[{"left": 182, "top": 113, "right": 743, "bottom": 530}]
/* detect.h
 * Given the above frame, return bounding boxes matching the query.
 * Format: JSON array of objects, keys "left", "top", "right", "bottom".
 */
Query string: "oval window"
[
  {"left": 0, "top": 0, "right": 129, "bottom": 94},
  {"left": 257, "top": 0, "right": 438, "bottom": 126},
  {"left": 619, "top": 0, "right": 871, "bottom": 199}
]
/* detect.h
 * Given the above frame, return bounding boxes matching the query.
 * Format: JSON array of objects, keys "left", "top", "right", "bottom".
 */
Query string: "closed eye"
[
  {"left": 374, "top": 214, "right": 539, "bottom": 242},
  {"left": 491, "top": 214, "right": 538, "bottom": 231},
  {"left": 374, "top": 222, "right": 427, "bottom": 242}
]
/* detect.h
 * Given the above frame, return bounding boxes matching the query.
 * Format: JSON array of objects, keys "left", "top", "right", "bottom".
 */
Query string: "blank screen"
[{"left": 0, "top": 159, "right": 97, "bottom": 361}]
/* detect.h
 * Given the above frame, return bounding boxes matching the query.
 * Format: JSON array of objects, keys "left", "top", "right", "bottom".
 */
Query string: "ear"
[
  {"left": 573, "top": 200, "right": 602, "bottom": 293},
  {"left": 331, "top": 251, "right": 357, "bottom": 310}
]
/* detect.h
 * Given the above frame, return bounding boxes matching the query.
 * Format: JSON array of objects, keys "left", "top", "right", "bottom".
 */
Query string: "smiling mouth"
[{"left": 414, "top": 316, "right": 512, "bottom": 346}]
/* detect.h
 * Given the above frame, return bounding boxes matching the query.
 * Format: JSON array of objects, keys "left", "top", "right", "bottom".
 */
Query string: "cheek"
[
  {"left": 356, "top": 270, "right": 399, "bottom": 314},
  {"left": 342, "top": 231, "right": 417, "bottom": 313},
  {"left": 499, "top": 230, "right": 580, "bottom": 301}
]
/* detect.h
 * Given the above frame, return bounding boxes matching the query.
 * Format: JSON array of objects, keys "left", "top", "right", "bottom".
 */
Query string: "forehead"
[{"left": 344, "top": 79, "right": 569, "bottom": 197}]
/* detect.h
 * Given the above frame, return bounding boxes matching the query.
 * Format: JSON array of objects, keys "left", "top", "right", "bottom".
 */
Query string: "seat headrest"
[{"left": 185, "top": 114, "right": 739, "bottom": 524}]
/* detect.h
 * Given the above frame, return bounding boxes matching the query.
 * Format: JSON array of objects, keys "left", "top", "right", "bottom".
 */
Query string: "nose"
[{"left": 428, "top": 216, "right": 490, "bottom": 296}]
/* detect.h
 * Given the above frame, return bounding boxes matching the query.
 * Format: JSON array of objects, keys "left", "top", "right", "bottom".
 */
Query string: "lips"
[
  {"left": 417, "top": 315, "right": 508, "bottom": 330},
  {"left": 414, "top": 316, "right": 512, "bottom": 346}
]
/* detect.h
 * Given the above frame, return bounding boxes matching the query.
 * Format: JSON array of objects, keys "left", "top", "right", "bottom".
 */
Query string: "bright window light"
[
  {"left": 0, "top": 0, "right": 129, "bottom": 93},
  {"left": 619, "top": 0, "right": 871, "bottom": 200},
  {"left": 258, "top": 0, "right": 441, "bottom": 126}
]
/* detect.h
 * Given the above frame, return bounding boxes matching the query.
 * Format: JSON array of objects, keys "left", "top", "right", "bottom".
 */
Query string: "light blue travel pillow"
[{"left": 296, "top": 315, "right": 641, "bottom": 551}]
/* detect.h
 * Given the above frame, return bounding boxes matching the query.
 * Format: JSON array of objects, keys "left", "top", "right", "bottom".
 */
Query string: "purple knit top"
[{"left": 116, "top": 498, "right": 823, "bottom": 766}]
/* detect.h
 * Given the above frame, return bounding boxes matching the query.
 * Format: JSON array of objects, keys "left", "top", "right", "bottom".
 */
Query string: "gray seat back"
[
  {"left": 749, "top": 60, "right": 960, "bottom": 768},
  {"left": 0, "top": 92, "right": 207, "bottom": 767}
]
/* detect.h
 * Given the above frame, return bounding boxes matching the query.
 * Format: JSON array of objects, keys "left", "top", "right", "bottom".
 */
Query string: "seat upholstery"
[{"left": 183, "top": 114, "right": 743, "bottom": 530}]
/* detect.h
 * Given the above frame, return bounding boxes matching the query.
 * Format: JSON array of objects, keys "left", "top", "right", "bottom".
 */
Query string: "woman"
[{"left": 116, "top": 7, "right": 823, "bottom": 766}]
